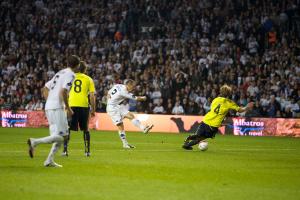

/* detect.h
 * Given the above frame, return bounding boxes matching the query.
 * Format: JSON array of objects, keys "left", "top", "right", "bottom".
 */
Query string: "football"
[{"left": 198, "top": 141, "right": 208, "bottom": 151}]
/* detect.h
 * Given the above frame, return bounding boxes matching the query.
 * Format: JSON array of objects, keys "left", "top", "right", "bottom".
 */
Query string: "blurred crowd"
[{"left": 1, "top": 0, "right": 300, "bottom": 118}]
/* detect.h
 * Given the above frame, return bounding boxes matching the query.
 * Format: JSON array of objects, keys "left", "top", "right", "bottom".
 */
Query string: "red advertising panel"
[
  {"left": 1, "top": 111, "right": 299, "bottom": 137},
  {"left": 229, "top": 117, "right": 300, "bottom": 137},
  {"left": 1, "top": 110, "right": 48, "bottom": 128}
]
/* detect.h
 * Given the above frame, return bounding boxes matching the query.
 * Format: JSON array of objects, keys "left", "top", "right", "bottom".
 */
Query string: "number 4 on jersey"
[{"left": 214, "top": 104, "right": 221, "bottom": 114}]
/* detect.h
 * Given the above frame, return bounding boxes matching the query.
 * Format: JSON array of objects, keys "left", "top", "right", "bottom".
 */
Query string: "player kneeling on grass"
[
  {"left": 106, "top": 79, "right": 154, "bottom": 148},
  {"left": 182, "top": 84, "right": 253, "bottom": 150},
  {"left": 63, "top": 61, "right": 96, "bottom": 157},
  {"left": 27, "top": 55, "right": 80, "bottom": 167}
]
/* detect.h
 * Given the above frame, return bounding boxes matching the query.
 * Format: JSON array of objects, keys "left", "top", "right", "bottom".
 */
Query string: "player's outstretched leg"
[
  {"left": 143, "top": 124, "right": 154, "bottom": 134},
  {"left": 83, "top": 131, "right": 91, "bottom": 156},
  {"left": 182, "top": 134, "right": 205, "bottom": 150},
  {"left": 62, "top": 133, "right": 70, "bottom": 156},
  {"left": 44, "top": 139, "right": 63, "bottom": 167},
  {"left": 131, "top": 118, "right": 154, "bottom": 134}
]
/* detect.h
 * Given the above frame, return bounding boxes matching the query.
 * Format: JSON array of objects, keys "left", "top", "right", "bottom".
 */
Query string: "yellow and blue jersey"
[
  {"left": 69, "top": 73, "right": 95, "bottom": 108},
  {"left": 203, "top": 97, "right": 240, "bottom": 128}
]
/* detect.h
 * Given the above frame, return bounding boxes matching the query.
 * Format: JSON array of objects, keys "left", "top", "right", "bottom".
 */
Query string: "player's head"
[
  {"left": 124, "top": 79, "right": 136, "bottom": 92},
  {"left": 67, "top": 55, "right": 80, "bottom": 69},
  {"left": 78, "top": 61, "right": 87, "bottom": 73},
  {"left": 220, "top": 84, "right": 232, "bottom": 98}
]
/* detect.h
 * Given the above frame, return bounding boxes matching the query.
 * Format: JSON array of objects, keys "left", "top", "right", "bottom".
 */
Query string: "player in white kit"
[
  {"left": 106, "top": 79, "right": 154, "bottom": 148},
  {"left": 27, "top": 55, "right": 80, "bottom": 167}
]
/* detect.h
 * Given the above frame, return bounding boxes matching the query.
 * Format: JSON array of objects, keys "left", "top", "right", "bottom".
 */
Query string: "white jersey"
[
  {"left": 45, "top": 68, "right": 75, "bottom": 110},
  {"left": 107, "top": 84, "right": 136, "bottom": 107}
]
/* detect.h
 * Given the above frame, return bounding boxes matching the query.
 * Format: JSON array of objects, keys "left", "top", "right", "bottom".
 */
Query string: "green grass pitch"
[{"left": 0, "top": 127, "right": 300, "bottom": 200}]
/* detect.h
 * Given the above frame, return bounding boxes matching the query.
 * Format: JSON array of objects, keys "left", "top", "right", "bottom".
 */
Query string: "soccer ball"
[{"left": 198, "top": 141, "right": 208, "bottom": 151}]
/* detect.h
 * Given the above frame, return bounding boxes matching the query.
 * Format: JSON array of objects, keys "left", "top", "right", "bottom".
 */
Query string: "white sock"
[
  {"left": 32, "top": 135, "right": 64, "bottom": 147},
  {"left": 45, "top": 142, "right": 62, "bottom": 164},
  {"left": 131, "top": 119, "right": 145, "bottom": 131},
  {"left": 118, "top": 130, "right": 128, "bottom": 145}
]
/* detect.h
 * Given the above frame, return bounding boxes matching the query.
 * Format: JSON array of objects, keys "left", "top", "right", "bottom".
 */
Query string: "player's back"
[
  {"left": 69, "top": 73, "right": 95, "bottom": 108},
  {"left": 107, "top": 84, "right": 128, "bottom": 106},
  {"left": 45, "top": 68, "right": 75, "bottom": 110},
  {"left": 203, "top": 97, "right": 240, "bottom": 128}
]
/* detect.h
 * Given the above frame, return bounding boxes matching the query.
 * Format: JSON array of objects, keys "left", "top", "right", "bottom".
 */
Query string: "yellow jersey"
[
  {"left": 69, "top": 73, "right": 95, "bottom": 107},
  {"left": 203, "top": 97, "right": 240, "bottom": 128}
]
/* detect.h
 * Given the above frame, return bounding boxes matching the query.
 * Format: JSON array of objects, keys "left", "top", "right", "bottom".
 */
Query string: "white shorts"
[
  {"left": 106, "top": 104, "right": 129, "bottom": 125},
  {"left": 45, "top": 109, "right": 69, "bottom": 136}
]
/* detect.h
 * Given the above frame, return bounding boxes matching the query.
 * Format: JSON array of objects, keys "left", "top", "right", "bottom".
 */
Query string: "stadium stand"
[{"left": 0, "top": 0, "right": 299, "bottom": 117}]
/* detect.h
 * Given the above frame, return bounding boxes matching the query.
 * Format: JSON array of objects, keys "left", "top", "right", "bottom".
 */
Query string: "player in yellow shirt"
[
  {"left": 63, "top": 61, "right": 96, "bottom": 156},
  {"left": 182, "top": 84, "right": 253, "bottom": 150}
]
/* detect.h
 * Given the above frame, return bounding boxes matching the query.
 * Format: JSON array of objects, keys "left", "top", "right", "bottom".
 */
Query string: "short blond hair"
[
  {"left": 220, "top": 84, "right": 232, "bottom": 98},
  {"left": 124, "top": 79, "right": 135, "bottom": 86}
]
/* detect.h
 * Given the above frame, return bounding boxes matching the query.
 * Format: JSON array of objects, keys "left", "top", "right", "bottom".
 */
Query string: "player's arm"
[
  {"left": 121, "top": 91, "right": 147, "bottom": 102},
  {"left": 89, "top": 78, "right": 96, "bottom": 116},
  {"left": 42, "top": 79, "right": 52, "bottom": 99},
  {"left": 62, "top": 74, "right": 75, "bottom": 117},
  {"left": 237, "top": 102, "right": 254, "bottom": 113},
  {"left": 60, "top": 88, "right": 73, "bottom": 117},
  {"left": 135, "top": 96, "right": 147, "bottom": 101},
  {"left": 89, "top": 92, "right": 96, "bottom": 116},
  {"left": 41, "top": 87, "right": 49, "bottom": 100}
]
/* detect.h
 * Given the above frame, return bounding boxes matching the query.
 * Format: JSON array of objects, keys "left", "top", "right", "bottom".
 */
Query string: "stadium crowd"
[{"left": 0, "top": 0, "right": 300, "bottom": 118}]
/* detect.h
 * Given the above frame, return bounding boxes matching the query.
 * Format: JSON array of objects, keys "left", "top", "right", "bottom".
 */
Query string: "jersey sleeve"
[
  {"left": 120, "top": 90, "right": 137, "bottom": 100},
  {"left": 45, "top": 80, "right": 52, "bottom": 89},
  {"left": 62, "top": 73, "right": 75, "bottom": 91},
  {"left": 228, "top": 100, "right": 240, "bottom": 112},
  {"left": 45, "top": 75, "right": 55, "bottom": 89},
  {"left": 89, "top": 77, "right": 96, "bottom": 93}
]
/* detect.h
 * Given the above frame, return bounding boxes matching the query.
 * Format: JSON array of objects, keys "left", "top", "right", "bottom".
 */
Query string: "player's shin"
[
  {"left": 118, "top": 130, "right": 128, "bottom": 145},
  {"left": 131, "top": 119, "right": 145, "bottom": 131},
  {"left": 184, "top": 134, "right": 198, "bottom": 142},
  {"left": 45, "top": 141, "right": 62, "bottom": 164},
  {"left": 187, "top": 139, "right": 201, "bottom": 147},
  {"left": 63, "top": 133, "right": 70, "bottom": 154},
  {"left": 83, "top": 131, "right": 90, "bottom": 153}
]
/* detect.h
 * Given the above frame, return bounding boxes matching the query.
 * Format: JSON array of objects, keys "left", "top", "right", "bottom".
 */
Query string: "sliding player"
[{"left": 182, "top": 84, "right": 253, "bottom": 150}]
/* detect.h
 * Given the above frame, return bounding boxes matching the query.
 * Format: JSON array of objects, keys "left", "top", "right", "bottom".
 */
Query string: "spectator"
[
  {"left": 153, "top": 100, "right": 165, "bottom": 114},
  {"left": 186, "top": 101, "right": 200, "bottom": 115},
  {"left": 2, "top": 97, "right": 12, "bottom": 110},
  {"left": 33, "top": 99, "right": 44, "bottom": 111},
  {"left": 25, "top": 101, "right": 35, "bottom": 111},
  {"left": 267, "top": 95, "right": 281, "bottom": 117},
  {"left": 172, "top": 101, "right": 184, "bottom": 115},
  {"left": 150, "top": 86, "right": 162, "bottom": 105}
]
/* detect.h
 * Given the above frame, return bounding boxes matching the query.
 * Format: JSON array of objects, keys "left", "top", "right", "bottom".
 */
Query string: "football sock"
[
  {"left": 185, "top": 134, "right": 198, "bottom": 142},
  {"left": 45, "top": 141, "right": 62, "bottom": 163},
  {"left": 187, "top": 139, "right": 201, "bottom": 147},
  {"left": 63, "top": 134, "right": 70, "bottom": 153},
  {"left": 83, "top": 131, "right": 90, "bottom": 153},
  {"left": 33, "top": 135, "right": 64, "bottom": 146},
  {"left": 131, "top": 119, "right": 146, "bottom": 131},
  {"left": 118, "top": 130, "right": 127, "bottom": 145}
]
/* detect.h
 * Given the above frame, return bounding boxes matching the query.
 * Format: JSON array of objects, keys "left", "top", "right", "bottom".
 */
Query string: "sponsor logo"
[
  {"left": 231, "top": 118, "right": 265, "bottom": 136},
  {"left": 1, "top": 111, "right": 28, "bottom": 127}
]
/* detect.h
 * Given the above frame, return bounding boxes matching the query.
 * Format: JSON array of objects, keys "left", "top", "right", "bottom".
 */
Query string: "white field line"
[
  {"left": 0, "top": 148, "right": 297, "bottom": 154},
  {"left": 0, "top": 142, "right": 298, "bottom": 151}
]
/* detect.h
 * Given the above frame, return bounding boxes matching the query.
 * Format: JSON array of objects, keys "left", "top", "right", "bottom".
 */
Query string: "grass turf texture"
[{"left": 0, "top": 128, "right": 300, "bottom": 200}]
